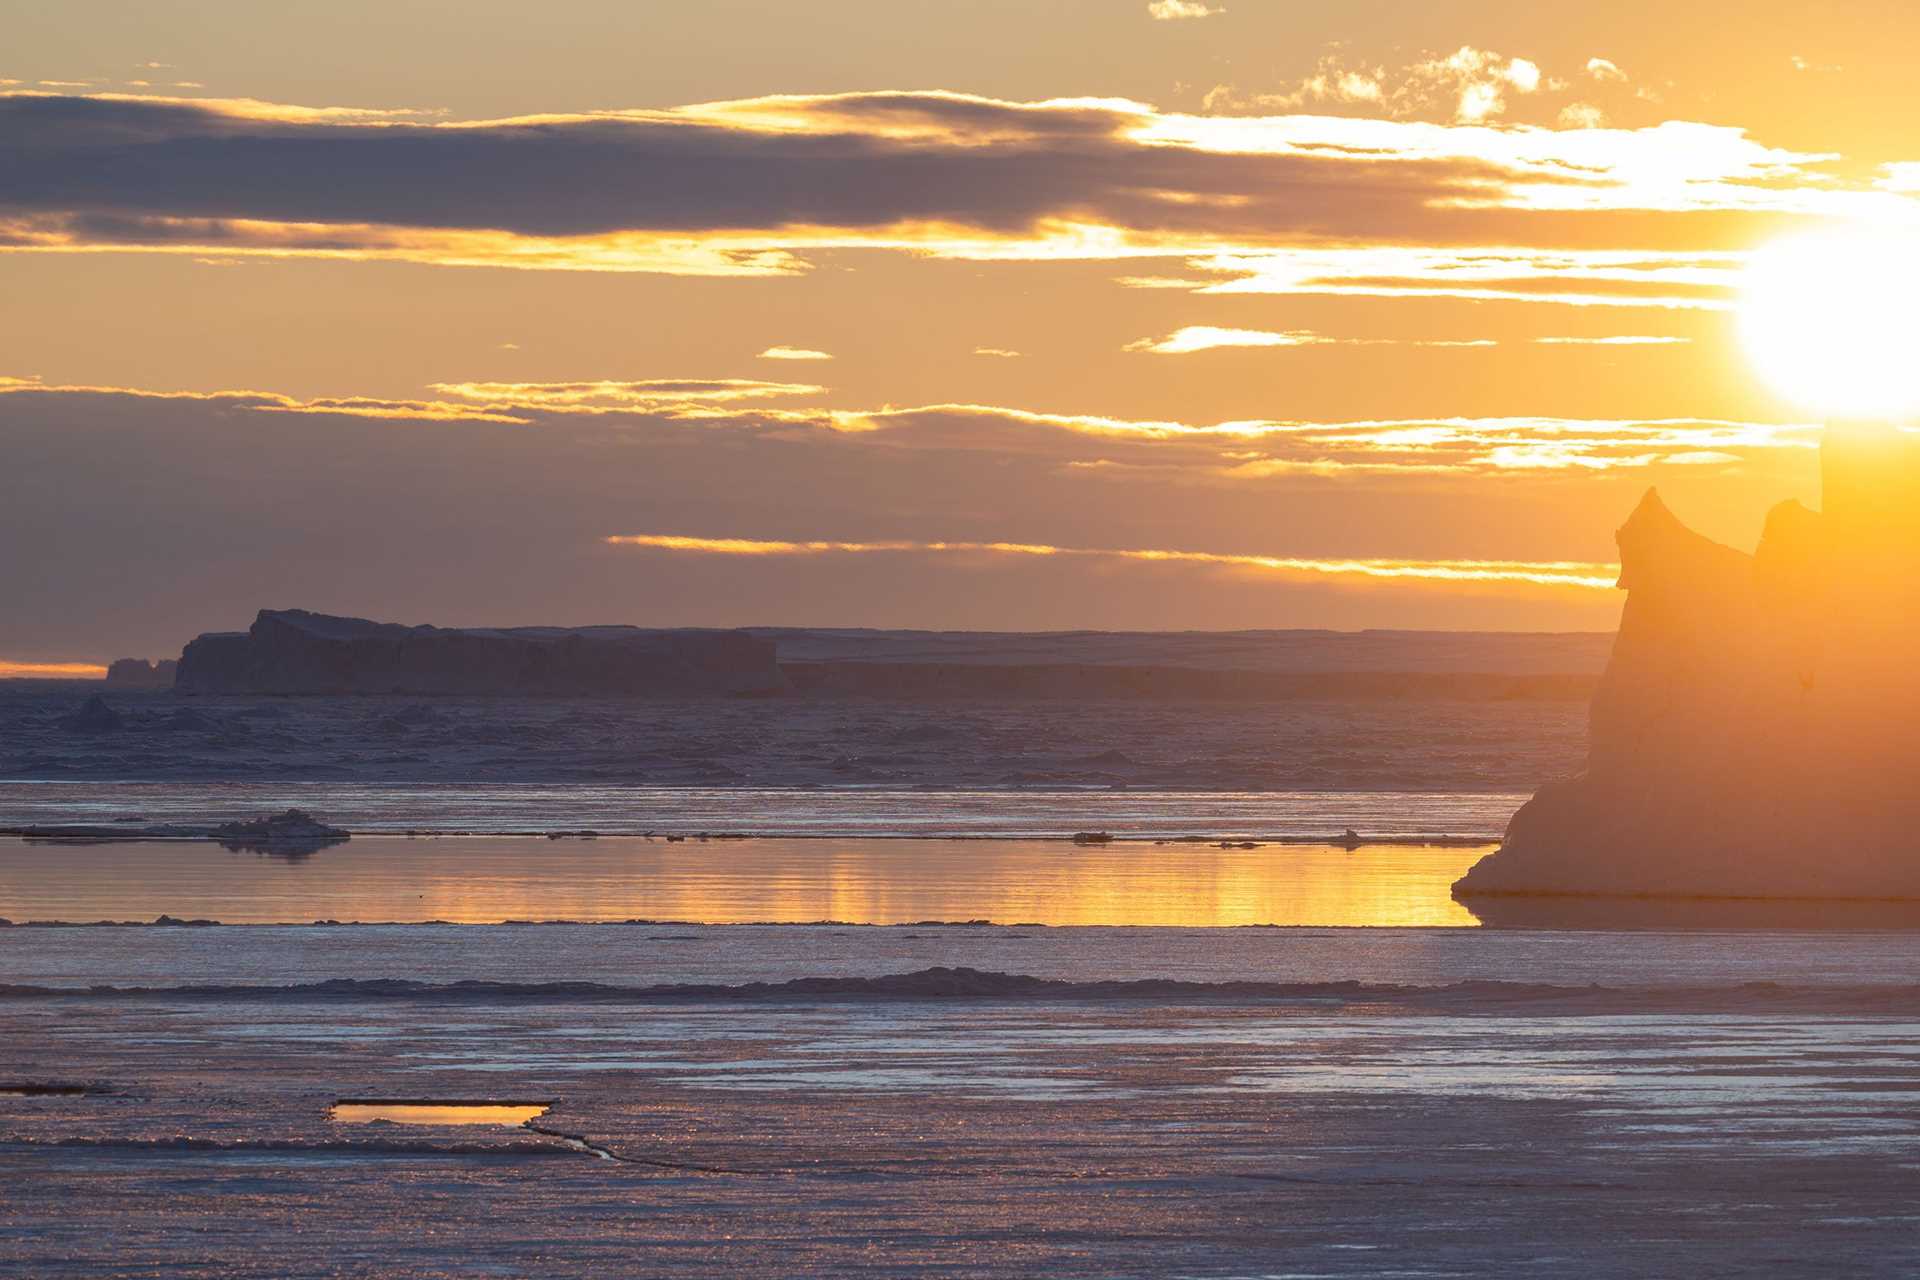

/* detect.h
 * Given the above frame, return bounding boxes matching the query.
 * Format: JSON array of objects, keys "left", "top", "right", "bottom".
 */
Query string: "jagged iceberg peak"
[{"left": 1614, "top": 486, "right": 1753, "bottom": 593}]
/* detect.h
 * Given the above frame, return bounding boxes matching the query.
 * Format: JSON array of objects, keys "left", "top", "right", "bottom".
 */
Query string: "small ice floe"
[
  {"left": 329, "top": 1099, "right": 552, "bottom": 1128},
  {"left": 10, "top": 808, "right": 349, "bottom": 856},
  {"left": 212, "top": 809, "right": 350, "bottom": 854}
]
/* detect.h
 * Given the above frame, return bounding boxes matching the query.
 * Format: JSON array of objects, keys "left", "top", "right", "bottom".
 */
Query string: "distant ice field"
[
  {"left": 0, "top": 781, "right": 1526, "bottom": 838},
  {"left": 0, "top": 682, "right": 1588, "bottom": 790}
]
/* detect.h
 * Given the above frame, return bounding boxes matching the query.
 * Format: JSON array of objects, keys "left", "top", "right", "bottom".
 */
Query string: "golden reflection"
[
  {"left": 330, "top": 1101, "right": 550, "bottom": 1126},
  {"left": 0, "top": 836, "right": 1488, "bottom": 927}
]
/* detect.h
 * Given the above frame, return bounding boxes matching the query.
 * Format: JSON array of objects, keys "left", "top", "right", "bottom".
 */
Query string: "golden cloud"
[
  {"left": 604, "top": 533, "right": 1620, "bottom": 590},
  {"left": 0, "top": 660, "right": 108, "bottom": 678},
  {"left": 429, "top": 379, "right": 827, "bottom": 408},
  {"left": 0, "top": 377, "right": 1813, "bottom": 476},
  {"left": 4, "top": 87, "right": 1914, "bottom": 288}
]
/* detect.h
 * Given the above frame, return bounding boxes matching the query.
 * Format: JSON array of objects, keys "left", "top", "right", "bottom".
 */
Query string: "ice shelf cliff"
[
  {"left": 1456, "top": 424, "right": 1920, "bottom": 900},
  {"left": 174, "top": 609, "right": 783, "bottom": 697}
]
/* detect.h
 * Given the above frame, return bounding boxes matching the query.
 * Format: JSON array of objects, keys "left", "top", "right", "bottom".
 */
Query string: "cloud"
[
  {"left": 1125, "top": 325, "right": 1509, "bottom": 353},
  {"left": 1586, "top": 58, "right": 1628, "bottom": 83},
  {"left": 1146, "top": 0, "right": 1222, "bottom": 18},
  {"left": 757, "top": 345, "right": 834, "bottom": 361},
  {"left": 1175, "top": 246, "right": 1745, "bottom": 310},
  {"left": 840, "top": 403, "right": 1815, "bottom": 476},
  {"left": 0, "top": 375, "right": 1816, "bottom": 647},
  {"left": 0, "top": 375, "right": 1811, "bottom": 478},
  {"left": 0, "top": 378, "right": 535, "bottom": 423},
  {"left": 429, "top": 378, "right": 826, "bottom": 408},
  {"left": 1878, "top": 162, "right": 1920, "bottom": 193},
  {"left": 1126, "top": 325, "right": 1329, "bottom": 353},
  {"left": 0, "top": 659, "right": 107, "bottom": 678},
  {"left": 1434, "top": 49, "right": 1542, "bottom": 122},
  {"left": 1212, "top": 46, "right": 1550, "bottom": 123},
  {"left": 8, "top": 90, "right": 424, "bottom": 123},
  {"left": 0, "top": 375, "right": 824, "bottom": 428},
  {"left": 1114, "top": 274, "right": 1214, "bottom": 289},
  {"left": 1558, "top": 103, "right": 1606, "bottom": 129},
  {"left": 0, "top": 88, "right": 1895, "bottom": 283},
  {"left": 606, "top": 533, "right": 1618, "bottom": 590},
  {"left": 972, "top": 347, "right": 1022, "bottom": 358}
]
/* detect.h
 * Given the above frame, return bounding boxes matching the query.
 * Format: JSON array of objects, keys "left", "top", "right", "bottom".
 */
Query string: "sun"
[{"left": 1740, "top": 227, "right": 1920, "bottom": 420}]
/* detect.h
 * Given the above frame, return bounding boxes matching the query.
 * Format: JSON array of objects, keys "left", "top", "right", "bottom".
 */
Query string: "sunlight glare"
[{"left": 1740, "top": 227, "right": 1920, "bottom": 419}]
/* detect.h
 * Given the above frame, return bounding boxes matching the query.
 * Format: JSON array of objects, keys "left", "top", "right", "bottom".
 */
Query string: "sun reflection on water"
[
  {"left": 330, "top": 1101, "right": 551, "bottom": 1127},
  {"left": 0, "top": 835, "right": 1487, "bottom": 927}
]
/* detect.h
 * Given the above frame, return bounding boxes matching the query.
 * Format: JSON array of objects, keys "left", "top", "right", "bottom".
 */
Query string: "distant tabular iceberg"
[
  {"left": 1457, "top": 424, "right": 1920, "bottom": 902},
  {"left": 175, "top": 609, "right": 783, "bottom": 697},
  {"left": 103, "top": 658, "right": 177, "bottom": 689}
]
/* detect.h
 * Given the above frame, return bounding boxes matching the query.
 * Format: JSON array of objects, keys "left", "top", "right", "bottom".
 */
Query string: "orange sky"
[{"left": 1, "top": 0, "right": 1910, "bottom": 661}]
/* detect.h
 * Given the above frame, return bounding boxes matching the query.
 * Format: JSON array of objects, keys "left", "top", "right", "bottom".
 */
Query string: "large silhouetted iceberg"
[
  {"left": 1457, "top": 424, "right": 1920, "bottom": 901},
  {"left": 175, "top": 609, "right": 783, "bottom": 696}
]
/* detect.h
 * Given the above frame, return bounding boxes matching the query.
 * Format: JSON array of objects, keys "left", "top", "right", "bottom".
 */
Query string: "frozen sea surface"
[
  {"left": 9, "top": 969, "right": 1920, "bottom": 1277},
  {"left": 12, "top": 918, "right": 1920, "bottom": 990},
  {"left": 10, "top": 868, "right": 1920, "bottom": 1275},
  {"left": 6, "top": 762, "right": 1920, "bottom": 1273}
]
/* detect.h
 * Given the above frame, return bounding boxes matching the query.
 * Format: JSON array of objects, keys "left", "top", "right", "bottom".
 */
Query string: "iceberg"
[
  {"left": 1457, "top": 425, "right": 1920, "bottom": 901},
  {"left": 174, "top": 609, "right": 783, "bottom": 697}
]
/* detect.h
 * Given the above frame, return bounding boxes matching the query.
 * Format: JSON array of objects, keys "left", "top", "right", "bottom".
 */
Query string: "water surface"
[
  {"left": 331, "top": 1101, "right": 551, "bottom": 1126},
  {"left": 0, "top": 834, "right": 1484, "bottom": 927},
  {"left": 0, "top": 782, "right": 1522, "bottom": 839}
]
